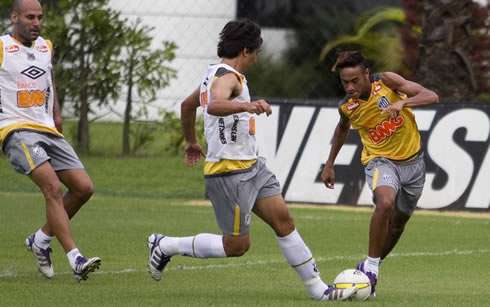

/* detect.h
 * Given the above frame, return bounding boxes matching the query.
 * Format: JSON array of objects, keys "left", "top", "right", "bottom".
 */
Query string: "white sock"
[
  {"left": 34, "top": 229, "right": 53, "bottom": 250},
  {"left": 67, "top": 248, "right": 82, "bottom": 269},
  {"left": 365, "top": 256, "right": 380, "bottom": 277},
  {"left": 277, "top": 229, "right": 328, "bottom": 300},
  {"left": 160, "top": 236, "right": 180, "bottom": 256},
  {"left": 161, "top": 234, "right": 226, "bottom": 258}
]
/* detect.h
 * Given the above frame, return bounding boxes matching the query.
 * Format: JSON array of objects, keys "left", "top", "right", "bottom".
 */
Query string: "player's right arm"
[
  {"left": 321, "top": 106, "right": 351, "bottom": 189},
  {"left": 181, "top": 87, "right": 205, "bottom": 166},
  {"left": 207, "top": 73, "right": 271, "bottom": 116}
]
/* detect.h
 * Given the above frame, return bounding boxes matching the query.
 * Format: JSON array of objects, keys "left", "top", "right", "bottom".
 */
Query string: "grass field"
[
  {"left": 1, "top": 122, "right": 490, "bottom": 306},
  {"left": 1, "top": 192, "right": 489, "bottom": 306}
]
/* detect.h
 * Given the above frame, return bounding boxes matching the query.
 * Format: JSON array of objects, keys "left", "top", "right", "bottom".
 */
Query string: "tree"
[
  {"left": 245, "top": 0, "right": 406, "bottom": 99},
  {"left": 247, "top": 1, "right": 361, "bottom": 99},
  {"left": 319, "top": 7, "right": 410, "bottom": 74},
  {"left": 406, "top": 0, "right": 489, "bottom": 102},
  {"left": 0, "top": 0, "right": 11, "bottom": 33},
  {"left": 43, "top": 0, "right": 125, "bottom": 153},
  {"left": 117, "top": 19, "right": 177, "bottom": 155},
  {"left": 42, "top": 1, "right": 72, "bottom": 112}
]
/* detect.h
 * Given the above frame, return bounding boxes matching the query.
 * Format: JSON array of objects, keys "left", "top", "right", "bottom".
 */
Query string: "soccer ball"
[{"left": 333, "top": 269, "right": 372, "bottom": 301}]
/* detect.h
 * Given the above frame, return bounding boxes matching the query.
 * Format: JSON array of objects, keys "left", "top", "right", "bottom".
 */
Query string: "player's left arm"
[
  {"left": 49, "top": 44, "right": 63, "bottom": 133},
  {"left": 381, "top": 72, "right": 439, "bottom": 118}
]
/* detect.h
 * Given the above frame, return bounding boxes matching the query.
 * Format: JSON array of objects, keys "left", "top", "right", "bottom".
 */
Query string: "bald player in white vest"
[{"left": 0, "top": 0, "right": 100, "bottom": 281}]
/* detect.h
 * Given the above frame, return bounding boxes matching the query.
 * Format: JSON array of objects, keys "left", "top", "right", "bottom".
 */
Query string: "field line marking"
[
  {"left": 183, "top": 200, "right": 490, "bottom": 219},
  {"left": 2, "top": 249, "right": 489, "bottom": 278}
]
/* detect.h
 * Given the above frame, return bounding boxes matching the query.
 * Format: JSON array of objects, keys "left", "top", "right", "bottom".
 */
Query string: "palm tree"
[{"left": 319, "top": 7, "right": 416, "bottom": 73}]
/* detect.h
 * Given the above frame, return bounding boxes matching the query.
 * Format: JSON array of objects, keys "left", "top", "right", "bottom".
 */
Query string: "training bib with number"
[
  {"left": 200, "top": 63, "right": 257, "bottom": 173},
  {"left": 0, "top": 35, "right": 60, "bottom": 145}
]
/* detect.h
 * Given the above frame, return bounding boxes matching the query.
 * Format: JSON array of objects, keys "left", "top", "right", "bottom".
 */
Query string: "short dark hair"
[
  {"left": 217, "top": 18, "right": 263, "bottom": 58},
  {"left": 331, "top": 51, "right": 368, "bottom": 72}
]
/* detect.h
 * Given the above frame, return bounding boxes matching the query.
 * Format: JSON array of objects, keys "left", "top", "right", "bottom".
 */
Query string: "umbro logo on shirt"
[{"left": 21, "top": 65, "right": 46, "bottom": 80}]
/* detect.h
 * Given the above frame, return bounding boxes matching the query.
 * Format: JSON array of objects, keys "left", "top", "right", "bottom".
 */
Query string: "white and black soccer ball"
[{"left": 333, "top": 269, "right": 372, "bottom": 301}]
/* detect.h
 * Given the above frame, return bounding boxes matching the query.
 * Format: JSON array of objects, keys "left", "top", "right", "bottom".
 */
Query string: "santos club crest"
[{"left": 376, "top": 96, "right": 390, "bottom": 108}]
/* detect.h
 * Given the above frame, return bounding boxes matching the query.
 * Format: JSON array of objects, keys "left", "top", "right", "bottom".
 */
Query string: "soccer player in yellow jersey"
[
  {"left": 321, "top": 51, "right": 439, "bottom": 297},
  {"left": 147, "top": 19, "right": 356, "bottom": 301},
  {"left": 0, "top": 0, "right": 100, "bottom": 281}
]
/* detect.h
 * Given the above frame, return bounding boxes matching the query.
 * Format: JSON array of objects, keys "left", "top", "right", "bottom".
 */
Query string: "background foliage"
[{"left": 0, "top": 0, "right": 488, "bottom": 157}]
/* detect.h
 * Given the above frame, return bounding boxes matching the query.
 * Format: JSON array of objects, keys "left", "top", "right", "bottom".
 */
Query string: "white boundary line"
[
  {"left": 183, "top": 200, "right": 490, "bottom": 219},
  {"left": 2, "top": 248, "right": 489, "bottom": 278}
]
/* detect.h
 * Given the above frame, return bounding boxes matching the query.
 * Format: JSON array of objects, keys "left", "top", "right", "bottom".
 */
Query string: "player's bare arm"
[
  {"left": 51, "top": 51, "right": 62, "bottom": 133},
  {"left": 181, "top": 87, "right": 205, "bottom": 166},
  {"left": 321, "top": 108, "right": 351, "bottom": 189},
  {"left": 380, "top": 72, "right": 439, "bottom": 118},
  {"left": 207, "top": 73, "right": 272, "bottom": 116}
]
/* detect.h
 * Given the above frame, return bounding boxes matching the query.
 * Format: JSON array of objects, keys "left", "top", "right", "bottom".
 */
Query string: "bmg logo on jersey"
[
  {"left": 367, "top": 115, "right": 405, "bottom": 144},
  {"left": 376, "top": 95, "right": 390, "bottom": 108},
  {"left": 17, "top": 89, "right": 47, "bottom": 108}
]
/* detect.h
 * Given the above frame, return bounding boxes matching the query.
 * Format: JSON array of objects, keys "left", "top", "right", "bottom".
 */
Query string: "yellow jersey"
[{"left": 340, "top": 73, "right": 421, "bottom": 165}]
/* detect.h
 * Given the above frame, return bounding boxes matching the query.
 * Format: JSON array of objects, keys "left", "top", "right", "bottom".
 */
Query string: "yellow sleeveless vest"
[{"left": 340, "top": 74, "right": 421, "bottom": 165}]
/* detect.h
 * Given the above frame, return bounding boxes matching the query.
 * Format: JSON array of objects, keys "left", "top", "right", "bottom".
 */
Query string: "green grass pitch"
[
  {"left": 1, "top": 193, "right": 489, "bottom": 306},
  {"left": 1, "top": 150, "right": 489, "bottom": 306}
]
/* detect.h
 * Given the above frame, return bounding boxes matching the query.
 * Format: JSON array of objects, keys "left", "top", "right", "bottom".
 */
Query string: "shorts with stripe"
[
  {"left": 364, "top": 152, "right": 425, "bottom": 216},
  {"left": 3, "top": 130, "right": 84, "bottom": 175},
  {"left": 205, "top": 157, "right": 281, "bottom": 236}
]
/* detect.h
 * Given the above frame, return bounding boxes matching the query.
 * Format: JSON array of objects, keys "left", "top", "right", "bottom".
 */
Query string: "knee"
[
  {"left": 81, "top": 181, "right": 94, "bottom": 200},
  {"left": 73, "top": 180, "right": 94, "bottom": 202},
  {"left": 274, "top": 215, "right": 295, "bottom": 237},
  {"left": 42, "top": 180, "right": 64, "bottom": 202},
  {"left": 375, "top": 197, "right": 394, "bottom": 216},
  {"left": 223, "top": 238, "right": 250, "bottom": 257}
]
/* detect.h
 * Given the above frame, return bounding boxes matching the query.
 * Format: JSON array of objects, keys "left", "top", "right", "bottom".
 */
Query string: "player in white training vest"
[
  {"left": 0, "top": 0, "right": 100, "bottom": 281},
  {"left": 147, "top": 18, "right": 356, "bottom": 301}
]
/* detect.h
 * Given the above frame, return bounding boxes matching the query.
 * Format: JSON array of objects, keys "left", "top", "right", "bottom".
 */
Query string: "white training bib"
[
  {"left": 0, "top": 35, "right": 55, "bottom": 132},
  {"left": 200, "top": 63, "right": 257, "bottom": 162}
]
